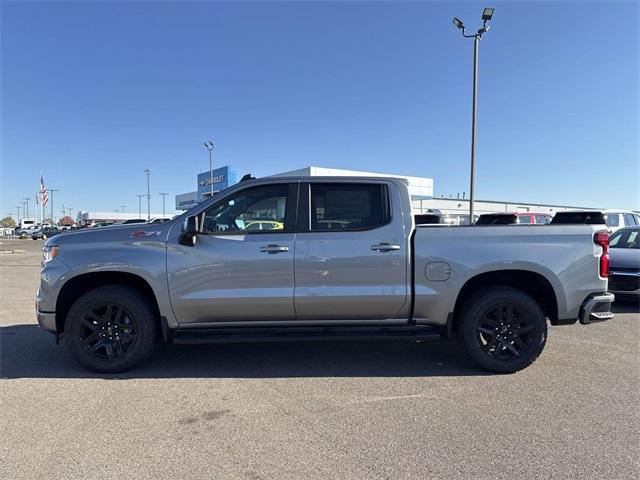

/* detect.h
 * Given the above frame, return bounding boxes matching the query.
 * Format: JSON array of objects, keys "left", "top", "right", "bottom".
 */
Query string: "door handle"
[
  {"left": 371, "top": 243, "right": 401, "bottom": 252},
  {"left": 259, "top": 244, "right": 290, "bottom": 254}
]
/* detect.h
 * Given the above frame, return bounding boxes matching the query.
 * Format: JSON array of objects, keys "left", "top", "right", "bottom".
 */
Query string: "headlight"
[{"left": 42, "top": 245, "right": 59, "bottom": 264}]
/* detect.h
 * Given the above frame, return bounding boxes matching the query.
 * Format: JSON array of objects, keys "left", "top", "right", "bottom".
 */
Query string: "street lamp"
[
  {"left": 23, "top": 197, "right": 30, "bottom": 218},
  {"left": 120, "top": 205, "right": 127, "bottom": 213},
  {"left": 144, "top": 169, "right": 151, "bottom": 220},
  {"left": 158, "top": 193, "right": 169, "bottom": 218},
  {"left": 136, "top": 194, "right": 144, "bottom": 219},
  {"left": 203, "top": 141, "right": 214, "bottom": 197},
  {"left": 452, "top": 7, "right": 495, "bottom": 224},
  {"left": 16, "top": 205, "right": 21, "bottom": 221}
]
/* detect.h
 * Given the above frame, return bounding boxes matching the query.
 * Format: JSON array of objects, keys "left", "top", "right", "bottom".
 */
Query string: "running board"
[{"left": 170, "top": 325, "right": 443, "bottom": 345}]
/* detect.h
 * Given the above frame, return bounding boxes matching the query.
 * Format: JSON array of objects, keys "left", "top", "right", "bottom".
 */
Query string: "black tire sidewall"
[
  {"left": 66, "top": 286, "right": 158, "bottom": 373},
  {"left": 459, "top": 288, "right": 548, "bottom": 373}
]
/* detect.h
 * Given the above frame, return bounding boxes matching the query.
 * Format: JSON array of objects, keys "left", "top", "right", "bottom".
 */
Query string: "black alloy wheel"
[
  {"left": 476, "top": 303, "right": 535, "bottom": 360},
  {"left": 66, "top": 286, "right": 159, "bottom": 372},
  {"left": 458, "top": 287, "right": 547, "bottom": 373},
  {"left": 79, "top": 303, "right": 138, "bottom": 361}
]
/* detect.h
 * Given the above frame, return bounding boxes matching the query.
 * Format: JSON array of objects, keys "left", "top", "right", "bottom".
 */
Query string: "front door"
[{"left": 168, "top": 183, "right": 297, "bottom": 325}]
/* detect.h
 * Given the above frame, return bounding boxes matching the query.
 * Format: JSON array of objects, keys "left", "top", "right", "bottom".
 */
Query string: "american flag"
[{"left": 40, "top": 175, "right": 48, "bottom": 207}]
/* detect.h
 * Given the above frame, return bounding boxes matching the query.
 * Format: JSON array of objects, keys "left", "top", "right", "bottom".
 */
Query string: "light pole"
[
  {"left": 158, "top": 193, "right": 169, "bottom": 218},
  {"left": 16, "top": 205, "right": 21, "bottom": 222},
  {"left": 452, "top": 7, "right": 494, "bottom": 224},
  {"left": 136, "top": 194, "right": 144, "bottom": 219},
  {"left": 120, "top": 205, "right": 127, "bottom": 213},
  {"left": 144, "top": 169, "right": 151, "bottom": 220},
  {"left": 48, "top": 188, "right": 60, "bottom": 223},
  {"left": 203, "top": 141, "right": 214, "bottom": 197},
  {"left": 23, "top": 197, "right": 30, "bottom": 218}
]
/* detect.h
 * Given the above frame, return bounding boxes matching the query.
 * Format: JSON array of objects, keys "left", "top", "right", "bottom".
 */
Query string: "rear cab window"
[{"left": 309, "top": 183, "right": 390, "bottom": 232}]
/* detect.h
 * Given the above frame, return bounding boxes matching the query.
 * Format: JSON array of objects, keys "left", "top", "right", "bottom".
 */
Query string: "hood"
[
  {"left": 609, "top": 248, "right": 640, "bottom": 270},
  {"left": 44, "top": 222, "right": 174, "bottom": 247}
]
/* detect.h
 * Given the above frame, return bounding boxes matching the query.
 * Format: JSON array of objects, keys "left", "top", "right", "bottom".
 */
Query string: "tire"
[
  {"left": 42, "top": 234, "right": 48, "bottom": 240},
  {"left": 20, "top": 232, "right": 27, "bottom": 239},
  {"left": 65, "top": 286, "right": 159, "bottom": 373},
  {"left": 457, "top": 287, "right": 548, "bottom": 373}
]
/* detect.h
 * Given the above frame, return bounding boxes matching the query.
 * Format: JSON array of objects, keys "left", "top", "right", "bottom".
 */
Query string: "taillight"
[{"left": 594, "top": 231, "right": 609, "bottom": 278}]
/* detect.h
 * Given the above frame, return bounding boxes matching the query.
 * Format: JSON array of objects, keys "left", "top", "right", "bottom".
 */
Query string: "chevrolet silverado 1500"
[{"left": 36, "top": 177, "right": 614, "bottom": 373}]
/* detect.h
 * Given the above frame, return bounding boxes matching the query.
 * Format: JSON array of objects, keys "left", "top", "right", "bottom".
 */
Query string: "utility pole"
[
  {"left": 48, "top": 188, "right": 60, "bottom": 223},
  {"left": 136, "top": 194, "right": 144, "bottom": 219},
  {"left": 158, "top": 193, "right": 169, "bottom": 218},
  {"left": 452, "top": 7, "right": 494, "bottom": 224},
  {"left": 203, "top": 141, "right": 214, "bottom": 197},
  {"left": 144, "top": 169, "right": 151, "bottom": 220}
]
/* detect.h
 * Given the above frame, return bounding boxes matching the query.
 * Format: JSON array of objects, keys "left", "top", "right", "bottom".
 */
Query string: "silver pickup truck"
[{"left": 36, "top": 177, "right": 614, "bottom": 373}]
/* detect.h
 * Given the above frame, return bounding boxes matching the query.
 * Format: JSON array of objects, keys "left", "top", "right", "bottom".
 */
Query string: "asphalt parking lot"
[{"left": 1, "top": 238, "right": 638, "bottom": 480}]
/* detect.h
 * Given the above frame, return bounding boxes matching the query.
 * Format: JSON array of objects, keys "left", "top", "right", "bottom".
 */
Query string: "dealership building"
[{"left": 175, "top": 165, "right": 592, "bottom": 217}]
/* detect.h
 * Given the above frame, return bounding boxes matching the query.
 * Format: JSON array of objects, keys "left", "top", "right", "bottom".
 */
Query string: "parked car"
[
  {"left": 244, "top": 220, "right": 284, "bottom": 231},
  {"left": 608, "top": 226, "right": 639, "bottom": 300},
  {"left": 477, "top": 212, "right": 552, "bottom": 225},
  {"left": 119, "top": 219, "right": 147, "bottom": 225},
  {"left": 31, "top": 226, "right": 61, "bottom": 240},
  {"left": 36, "top": 177, "right": 614, "bottom": 373},
  {"left": 603, "top": 209, "right": 640, "bottom": 233},
  {"left": 15, "top": 226, "right": 38, "bottom": 239}
]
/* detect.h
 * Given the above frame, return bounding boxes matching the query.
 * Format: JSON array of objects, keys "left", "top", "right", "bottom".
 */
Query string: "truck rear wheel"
[
  {"left": 65, "top": 286, "right": 159, "bottom": 373},
  {"left": 457, "top": 287, "right": 547, "bottom": 373}
]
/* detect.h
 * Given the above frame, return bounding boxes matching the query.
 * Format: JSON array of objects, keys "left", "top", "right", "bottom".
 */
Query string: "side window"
[
  {"left": 201, "top": 184, "right": 288, "bottom": 234},
  {"left": 310, "top": 183, "right": 389, "bottom": 232},
  {"left": 623, "top": 213, "right": 637, "bottom": 226},
  {"left": 535, "top": 215, "right": 551, "bottom": 224},
  {"left": 605, "top": 214, "right": 620, "bottom": 227},
  {"left": 517, "top": 215, "right": 532, "bottom": 224}
]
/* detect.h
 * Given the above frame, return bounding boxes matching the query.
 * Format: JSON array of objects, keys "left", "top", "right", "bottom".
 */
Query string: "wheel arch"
[
  {"left": 452, "top": 269, "right": 559, "bottom": 330},
  {"left": 55, "top": 271, "right": 161, "bottom": 334}
]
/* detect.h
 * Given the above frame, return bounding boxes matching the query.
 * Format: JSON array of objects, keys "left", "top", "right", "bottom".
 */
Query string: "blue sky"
[{"left": 1, "top": 0, "right": 638, "bottom": 218}]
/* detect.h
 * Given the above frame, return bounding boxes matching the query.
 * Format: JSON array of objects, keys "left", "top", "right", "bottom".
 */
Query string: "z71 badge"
[{"left": 129, "top": 230, "right": 162, "bottom": 239}]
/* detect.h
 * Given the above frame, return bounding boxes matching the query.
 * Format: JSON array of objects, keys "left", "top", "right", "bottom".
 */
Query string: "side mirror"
[{"left": 179, "top": 215, "right": 199, "bottom": 246}]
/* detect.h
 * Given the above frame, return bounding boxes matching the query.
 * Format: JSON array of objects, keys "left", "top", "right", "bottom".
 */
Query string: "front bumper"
[
  {"left": 578, "top": 292, "right": 615, "bottom": 325},
  {"left": 609, "top": 271, "right": 640, "bottom": 298},
  {"left": 37, "top": 308, "right": 57, "bottom": 333}
]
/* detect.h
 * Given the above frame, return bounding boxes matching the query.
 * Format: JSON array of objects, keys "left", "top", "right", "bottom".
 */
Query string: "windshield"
[{"left": 609, "top": 229, "right": 640, "bottom": 249}]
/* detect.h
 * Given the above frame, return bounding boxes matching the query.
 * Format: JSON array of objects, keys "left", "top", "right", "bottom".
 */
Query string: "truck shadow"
[{"left": 1, "top": 324, "right": 487, "bottom": 379}]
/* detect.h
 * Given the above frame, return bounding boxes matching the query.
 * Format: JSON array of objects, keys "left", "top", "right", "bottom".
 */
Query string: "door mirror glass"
[{"left": 179, "top": 215, "right": 199, "bottom": 246}]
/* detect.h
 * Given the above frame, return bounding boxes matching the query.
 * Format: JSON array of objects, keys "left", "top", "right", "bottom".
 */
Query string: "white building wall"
[
  {"left": 414, "top": 198, "right": 594, "bottom": 215},
  {"left": 272, "top": 166, "right": 434, "bottom": 199}
]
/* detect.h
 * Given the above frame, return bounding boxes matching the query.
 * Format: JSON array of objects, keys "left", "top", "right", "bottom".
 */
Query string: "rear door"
[
  {"left": 168, "top": 183, "right": 298, "bottom": 324},
  {"left": 293, "top": 181, "right": 410, "bottom": 321}
]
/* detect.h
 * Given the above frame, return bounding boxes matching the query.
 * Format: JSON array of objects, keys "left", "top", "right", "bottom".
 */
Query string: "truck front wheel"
[
  {"left": 65, "top": 286, "right": 159, "bottom": 373},
  {"left": 457, "top": 287, "right": 547, "bottom": 373}
]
